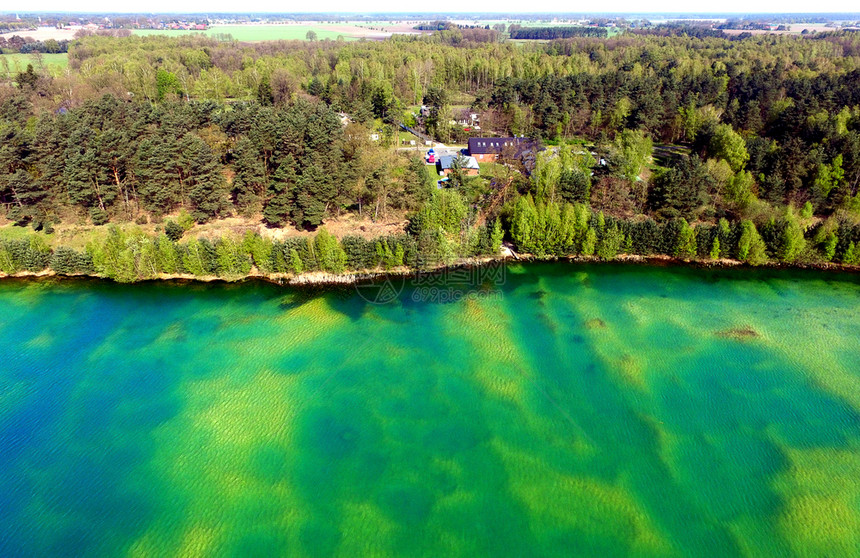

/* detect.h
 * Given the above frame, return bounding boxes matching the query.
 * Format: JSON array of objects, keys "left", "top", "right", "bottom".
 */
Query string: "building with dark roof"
[{"left": 467, "top": 137, "right": 535, "bottom": 162}]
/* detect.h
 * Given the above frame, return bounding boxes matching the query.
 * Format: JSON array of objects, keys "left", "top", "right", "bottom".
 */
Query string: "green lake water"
[{"left": 1, "top": 263, "right": 859, "bottom": 557}]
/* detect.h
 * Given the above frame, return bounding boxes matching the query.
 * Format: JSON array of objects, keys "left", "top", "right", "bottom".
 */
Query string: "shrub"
[
  {"left": 164, "top": 221, "right": 184, "bottom": 242},
  {"left": 90, "top": 208, "right": 109, "bottom": 226}
]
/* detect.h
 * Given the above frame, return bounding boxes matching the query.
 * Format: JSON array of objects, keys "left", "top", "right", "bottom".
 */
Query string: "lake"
[{"left": 1, "top": 263, "right": 859, "bottom": 557}]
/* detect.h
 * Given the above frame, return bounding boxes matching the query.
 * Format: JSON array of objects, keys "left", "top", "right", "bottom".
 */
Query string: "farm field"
[
  {"left": 133, "top": 22, "right": 423, "bottom": 41},
  {"left": 722, "top": 23, "right": 836, "bottom": 35},
  {"left": 0, "top": 26, "right": 80, "bottom": 42},
  {"left": 0, "top": 53, "right": 68, "bottom": 75}
]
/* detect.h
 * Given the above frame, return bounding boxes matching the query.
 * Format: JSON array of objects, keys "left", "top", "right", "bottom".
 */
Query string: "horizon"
[
  {"left": 4, "top": 11, "right": 860, "bottom": 16},
  {"left": 2, "top": 3, "right": 860, "bottom": 16}
]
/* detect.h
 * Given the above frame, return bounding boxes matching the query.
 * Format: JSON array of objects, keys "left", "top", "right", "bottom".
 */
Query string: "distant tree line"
[
  {"left": 508, "top": 26, "right": 609, "bottom": 40},
  {"left": 629, "top": 25, "right": 726, "bottom": 39},
  {"left": 0, "top": 38, "right": 71, "bottom": 54}
]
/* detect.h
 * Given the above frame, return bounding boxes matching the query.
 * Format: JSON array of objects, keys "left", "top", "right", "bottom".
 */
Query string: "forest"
[{"left": 2, "top": 28, "right": 860, "bottom": 281}]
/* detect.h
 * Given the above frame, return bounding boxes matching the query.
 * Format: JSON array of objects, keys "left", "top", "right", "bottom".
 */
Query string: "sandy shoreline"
[{"left": 2, "top": 253, "right": 858, "bottom": 288}]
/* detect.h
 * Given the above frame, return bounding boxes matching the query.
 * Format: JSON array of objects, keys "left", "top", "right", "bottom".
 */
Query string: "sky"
[{"left": 3, "top": 0, "right": 859, "bottom": 14}]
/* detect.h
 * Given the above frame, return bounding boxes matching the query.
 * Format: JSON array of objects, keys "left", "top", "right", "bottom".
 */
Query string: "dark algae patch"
[
  {"left": 584, "top": 318, "right": 608, "bottom": 330},
  {"left": 716, "top": 325, "right": 761, "bottom": 340}
]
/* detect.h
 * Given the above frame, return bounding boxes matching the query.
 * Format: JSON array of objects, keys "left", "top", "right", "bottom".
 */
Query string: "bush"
[
  {"left": 315, "top": 228, "right": 347, "bottom": 273},
  {"left": 341, "top": 236, "right": 376, "bottom": 270},
  {"left": 90, "top": 208, "right": 109, "bottom": 226},
  {"left": 177, "top": 209, "right": 195, "bottom": 231},
  {"left": 164, "top": 221, "right": 184, "bottom": 242},
  {"left": 50, "top": 247, "right": 94, "bottom": 275}
]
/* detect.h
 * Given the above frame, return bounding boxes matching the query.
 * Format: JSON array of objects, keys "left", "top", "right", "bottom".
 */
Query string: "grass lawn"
[
  {"left": 0, "top": 53, "right": 68, "bottom": 76},
  {"left": 1, "top": 222, "right": 107, "bottom": 251},
  {"left": 478, "top": 162, "right": 509, "bottom": 175},
  {"left": 0, "top": 224, "right": 47, "bottom": 243},
  {"left": 133, "top": 24, "right": 356, "bottom": 42}
]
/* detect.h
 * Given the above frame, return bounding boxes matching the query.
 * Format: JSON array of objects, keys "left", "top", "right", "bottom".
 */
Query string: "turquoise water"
[{"left": 1, "top": 263, "right": 859, "bottom": 557}]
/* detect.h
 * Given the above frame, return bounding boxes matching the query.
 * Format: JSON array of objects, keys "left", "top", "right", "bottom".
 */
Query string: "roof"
[
  {"left": 468, "top": 137, "right": 533, "bottom": 155},
  {"left": 438, "top": 155, "right": 480, "bottom": 170}
]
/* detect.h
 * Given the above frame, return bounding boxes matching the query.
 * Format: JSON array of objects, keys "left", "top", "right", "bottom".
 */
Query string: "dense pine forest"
[{"left": 2, "top": 28, "right": 860, "bottom": 280}]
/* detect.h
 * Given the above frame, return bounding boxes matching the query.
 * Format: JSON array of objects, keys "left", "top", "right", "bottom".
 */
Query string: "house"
[
  {"left": 437, "top": 155, "right": 480, "bottom": 176},
  {"left": 337, "top": 112, "right": 352, "bottom": 127},
  {"left": 453, "top": 112, "right": 481, "bottom": 128},
  {"left": 467, "top": 137, "right": 536, "bottom": 162}
]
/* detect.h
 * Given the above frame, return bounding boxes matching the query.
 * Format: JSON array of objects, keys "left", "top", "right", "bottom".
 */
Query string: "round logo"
[{"left": 354, "top": 274, "right": 406, "bottom": 305}]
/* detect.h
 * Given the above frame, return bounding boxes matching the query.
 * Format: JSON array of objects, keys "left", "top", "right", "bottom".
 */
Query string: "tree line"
[
  {"left": 3, "top": 29, "right": 860, "bottom": 275},
  {"left": 508, "top": 26, "right": 609, "bottom": 40},
  {"left": 0, "top": 94, "right": 432, "bottom": 231},
  {"left": 507, "top": 196, "right": 860, "bottom": 266},
  {"left": 1, "top": 187, "right": 504, "bottom": 282},
  {"left": 0, "top": 37, "right": 71, "bottom": 54}
]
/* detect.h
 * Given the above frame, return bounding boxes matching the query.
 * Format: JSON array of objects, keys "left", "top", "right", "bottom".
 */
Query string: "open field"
[
  {"left": 0, "top": 20, "right": 844, "bottom": 45},
  {"left": 723, "top": 24, "right": 837, "bottom": 35},
  {"left": 0, "top": 26, "right": 80, "bottom": 42},
  {"left": 0, "top": 53, "right": 69, "bottom": 75},
  {"left": 134, "top": 22, "right": 424, "bottom": 42},
  {"left": 0, "top": 22, "right": 425, "bottom": 43}
]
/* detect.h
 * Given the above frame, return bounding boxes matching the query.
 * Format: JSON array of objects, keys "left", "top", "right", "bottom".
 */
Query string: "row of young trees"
[
  {"left": 5, "top": 197, "right": 856, "bottom": 282},
  {"left": 507, "top": 196, "right": 860, "bottom": 266},
  {"left": 0, "top": 185, "right": 506, "bottom": 282}
]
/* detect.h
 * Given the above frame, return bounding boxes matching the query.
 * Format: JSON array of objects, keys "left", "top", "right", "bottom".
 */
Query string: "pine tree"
[
  {"left": 289, "top": 248, "right": 304, "bottom": 274},
  {"left": 582, "top": 227, "right": 597, "bottom": 256},
  {"left": 135, "top": 133, "right": 183, "bottom": 214},
  {"left": 737, "top": 220, "right": 767, "bottom": 265},
  {"left": 215, "top": 237, "right": 239, "bottom": 276},
  {"left": 490, "top": 219, "right": 504, "bottom": 253},
  {"left": 231, "top": 137, "right": 268, "bottom": 211},
  {"left": 263, "top": 158, "right": 296, "bottom": 227},
  {"left": 842, "top": 241, "right": 859, "bottom": 265},
  {"left": 314, "top": 228, "right": 346, "bottom": 273},
  {"left": 156, "top": 234, "right": 178, "bottom": 274},
  {"left": 709, "top": 237, "right": 721, "bottom": 260},
  {"left": 597, "top": 225, "right": 624, "bottom": 260},
  {"left": 674, "top": 219, "right": 697, "bottom": 259},
  {"left": 182, "top": 134, "right": 228, "bottom": 222},
  {"left": 182, "top": 239, "right": 207, "bottom": 276},
  {"left": 242, "top": 231, "right": 273, "bottom": 273}
]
